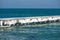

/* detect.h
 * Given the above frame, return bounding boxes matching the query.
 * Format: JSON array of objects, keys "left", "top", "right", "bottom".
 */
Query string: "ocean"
[
  {"left": 0, "top": 9, "right": 60, "bottom": 18},
  {"left": 0, "top": 9, "right": 60, "bottom": 40}
]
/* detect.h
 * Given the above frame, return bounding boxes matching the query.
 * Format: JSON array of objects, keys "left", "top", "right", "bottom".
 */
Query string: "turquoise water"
[
  {"left": 0, "top": 9, "right": 60, "bottom": 40},
  {"left": 0, "top": 9, "right": 60, "bottom": 18},
  {"left": 0, "top": 24, "right": 60, "bottom": 40}
]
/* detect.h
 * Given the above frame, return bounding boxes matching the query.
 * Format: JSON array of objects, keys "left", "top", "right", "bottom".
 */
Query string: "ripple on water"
[{"left": 0, "top": 23, "right": 60, "bottom": 40}]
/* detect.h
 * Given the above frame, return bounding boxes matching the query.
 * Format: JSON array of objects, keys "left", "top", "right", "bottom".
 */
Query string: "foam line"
[{"left": 0, "top": 16, "right": 60, "bottom": 27}]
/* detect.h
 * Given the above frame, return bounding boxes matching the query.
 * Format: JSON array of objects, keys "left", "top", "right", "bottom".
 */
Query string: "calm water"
[
  {"left": 0, "top": 9, "right": 60, "bottom": 18},
  {"left": 0, "top": 9, "right": 60, "bottom": 40}
]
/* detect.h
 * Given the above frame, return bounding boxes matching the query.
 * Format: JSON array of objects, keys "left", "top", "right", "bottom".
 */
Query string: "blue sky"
[{"left": 0, "top": 0, "right": 60, "bottom": 8}]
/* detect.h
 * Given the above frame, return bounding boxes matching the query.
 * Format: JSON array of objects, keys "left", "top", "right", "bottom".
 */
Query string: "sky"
[{"left": 0, "top": 0, "right": 60, "bottom": 8}]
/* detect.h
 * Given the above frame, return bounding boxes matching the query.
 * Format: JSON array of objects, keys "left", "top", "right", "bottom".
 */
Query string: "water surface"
[{"left": 0, "top": 9, "right": 60, "bottom": 40}]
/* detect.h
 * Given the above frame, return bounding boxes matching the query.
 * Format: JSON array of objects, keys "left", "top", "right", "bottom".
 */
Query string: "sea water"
[
  {"left": 0, "top": 9, "right": 60, "bottom": 18},
  {"left": 0, "top": 9, "right": 60, "bottom": 40}
]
